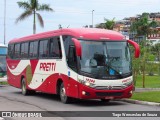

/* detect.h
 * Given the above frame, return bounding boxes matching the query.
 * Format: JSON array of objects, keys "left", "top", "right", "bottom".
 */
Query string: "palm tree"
[
  {"left": 96, "top": 18, "right": 115, "bottom": 30},
  {"left": 104, "top": 18, "right": 115, "bottom": 30},
  {"left": 16, "top": 0, "right": 53, "bottom": 34}
]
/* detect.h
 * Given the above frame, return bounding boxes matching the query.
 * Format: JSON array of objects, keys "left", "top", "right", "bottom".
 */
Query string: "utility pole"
[
  {"left": 4, "top": 0, "right": 6, "bottom": 44},
  {"left": 92, "top": 10, "right": 94, "bottom": 28}
]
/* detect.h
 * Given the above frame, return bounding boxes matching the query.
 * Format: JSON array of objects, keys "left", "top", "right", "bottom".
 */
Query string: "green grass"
[
  {"left": 0, "top": 81, "right": 8, "bottom": 85},
  {"left": 135, "top": 75, "right": 160, "bottom": 88},
  {"left": 132, "top": 75, "right": 160, "bottom": 103},
  {"left": 131, "top": 91, "right": 160, "bottom": 103}
]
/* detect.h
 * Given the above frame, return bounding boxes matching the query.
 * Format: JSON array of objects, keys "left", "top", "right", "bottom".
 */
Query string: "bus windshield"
[
  {"left": 0, "top": 46, "right": 7, "bottom": 77},
  {"left": 0, "top": 56, "right": 6, "bottom": 71},
  {"left": 79, "top": 40, "right": 132, "bottom": 79}
]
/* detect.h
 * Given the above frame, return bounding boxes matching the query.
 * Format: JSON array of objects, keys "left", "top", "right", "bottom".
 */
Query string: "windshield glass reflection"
[{"left": 79, "top": 40, "right": 131, "bottom": 79}]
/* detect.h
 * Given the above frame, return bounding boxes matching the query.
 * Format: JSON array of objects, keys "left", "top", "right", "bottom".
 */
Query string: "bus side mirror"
[
  {"left": 72, "top": 38, "right": 82, "bottom": 57},
  {"left": 127, "top": 40, "right": 140, "bottom": 58}
]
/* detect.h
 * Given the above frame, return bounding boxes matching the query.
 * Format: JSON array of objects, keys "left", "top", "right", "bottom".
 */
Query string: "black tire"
[
  {"left": 100, "top": 99, "right": 110, "bottom": 103},
  {"left": 59, "top": 83, "right": 71, "bottom": 104},
  {"left": 21, "top": 78, "right": 35, "bottom": 95},
  {"left": 21, "top": 78, "right": 28, "bottom": 95}
]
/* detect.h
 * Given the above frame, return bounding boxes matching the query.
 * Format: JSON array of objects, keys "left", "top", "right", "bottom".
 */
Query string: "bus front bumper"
[{"left": 78, "top": 84, "right": 134, "bottom": 100}]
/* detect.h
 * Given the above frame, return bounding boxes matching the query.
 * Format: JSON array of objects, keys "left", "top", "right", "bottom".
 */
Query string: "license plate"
[{"left": 105, "top": 96, "right": 114, "bottom": 99}]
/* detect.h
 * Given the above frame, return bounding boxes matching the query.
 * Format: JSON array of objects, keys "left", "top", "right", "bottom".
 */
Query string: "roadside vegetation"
[
  {"left": 135, "top": 75, "right": 160, "bottom": 88},
  {"left": 131, "top": 75, "right": 160, "bottom": 102},
  {"left": 0, "top": 81, "right": 8, "bottom": 85},
  {"left": 131, "top": 91, "right": 160, "bottom": 103}
]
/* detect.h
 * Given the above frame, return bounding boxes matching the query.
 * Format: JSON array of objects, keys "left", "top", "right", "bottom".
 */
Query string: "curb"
[
  {"left": 121, "top": 99, "right": 160, "bottom": 106},
  {"left": 135, "top": 88, "right": 160, "bottom": 92}
]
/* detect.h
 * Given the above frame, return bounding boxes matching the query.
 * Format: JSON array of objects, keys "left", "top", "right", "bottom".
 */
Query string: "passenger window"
[
  {"left": 39, "top": 40, "right": 49, "bottom": 58},
  {"left": 21, "top": 42, "right": 28, "bottom": 58},
  {"left": 49, "top": 37, "right": 62, "bottom": 58},
  {"left": 29, "top": 41, "right": 38, "bottom": 58},
  {"left": 8, "top": 44, "right": 14, "bottom": 59},
  {"left": 14, "top": 44, "right": 20, "bottom": 58}
]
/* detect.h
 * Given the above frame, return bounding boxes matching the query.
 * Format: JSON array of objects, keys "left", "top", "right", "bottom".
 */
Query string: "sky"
[{"left": 0, "top": 0, "right": 160, "bottom": 44}]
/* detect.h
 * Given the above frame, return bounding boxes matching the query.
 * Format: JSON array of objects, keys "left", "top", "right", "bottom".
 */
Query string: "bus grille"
[
  {"left": 96, "top": 92, "right": 123, "bottom": 97},
  {"left": 94, "top": 86, "right": 126, "bottom": 90}
]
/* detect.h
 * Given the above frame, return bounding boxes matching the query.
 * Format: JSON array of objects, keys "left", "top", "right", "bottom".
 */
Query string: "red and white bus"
[{"left": 7, "top": 28, "right": 140, "bottom": 103}]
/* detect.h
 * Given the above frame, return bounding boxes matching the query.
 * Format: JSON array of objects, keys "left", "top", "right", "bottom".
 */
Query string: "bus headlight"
[
  {"left": 85, "top": 82, "right": 95, "bottom": 88},
  {"left": 78, "top": 79, "right": 95, "bottom": 88},
  {"left": 123, "top": 80, "right": 133, "bottom": 87},
  {"left": 85, "top": 82, "right": 90, "bottom": 86}
]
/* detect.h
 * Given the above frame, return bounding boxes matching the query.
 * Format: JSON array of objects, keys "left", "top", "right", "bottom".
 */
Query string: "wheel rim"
[
  {"left": 22, "top": 81, "right": 26, "bottom": 95},
  {"left": 60, "top": 85, "right": 66, "bottom": 101}
]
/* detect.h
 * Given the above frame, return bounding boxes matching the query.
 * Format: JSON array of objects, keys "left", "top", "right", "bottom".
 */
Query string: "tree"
[
  {"left": 130, "top": 13, "right": 158, "bottom": 37},
  {"left": 130, "top": 13, "right": 158, "bottom": 88},
  {"left": 96, "top": 18, "right": 115, "bottom": 30},
  {"left": 15, "top": 0, "right": 53, "bottom": 34},
  {"left": 151, "top": 43, "right": 160, "bottom": 61},
  {"left": 104, "top": 18, "right": 115, "bottom": 30},
  {"left": 131, "top": 51, "right": 141, "bottom": 86},
  {"left": 95, "top": 23, "right": 106, "bottom": 29}
]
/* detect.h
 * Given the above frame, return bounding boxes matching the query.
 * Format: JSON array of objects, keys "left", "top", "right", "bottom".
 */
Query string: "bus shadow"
[
  {"left": 72, "top": 99, "right": 126, "bottom": 107},
  {"left": 12, "top": 91, "right": 127, "bottom": 107},
  {"left": 13, "top": 91, "right": 61, "bottom": 102}
]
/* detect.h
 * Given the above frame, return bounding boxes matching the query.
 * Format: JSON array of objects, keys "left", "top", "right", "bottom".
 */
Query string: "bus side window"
[
  {"left": 21, "top": 42, "right": 28, "bottom": 59},
  {"left": 39, "top": 40, "right": 49, "bottom": 58},
  {"left": 68, "top": 45, "right": 77, "bottom": 72},
  {"left": 62, "top": 35, "right": 74, "bottom": 60},
  {"left": 8, "top": 44, "right": 14, "bottom": 59},
  {"left": 14, "top": 43, "right": 20, "bottom": 59},
  {"left": 29, "top": 41, "right": 38, "bottom": 58},
  {"left": 29, "top": 42, "right": 34, "bottom": 58},
  {"left": 49, "top": 37, "right": 62, "bottom": 58}
]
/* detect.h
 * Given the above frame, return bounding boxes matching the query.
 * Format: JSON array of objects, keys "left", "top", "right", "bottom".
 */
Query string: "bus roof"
[{"left": 9, "top": 28, "right": 125, "bottom": 44}]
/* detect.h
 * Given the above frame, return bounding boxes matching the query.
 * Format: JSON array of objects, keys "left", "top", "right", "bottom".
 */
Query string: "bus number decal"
[
  {"left": 86, "top": 78, "right": 95, "bottom": 83},
  {"left": 122, "top": 78, "right": 130, "bottom": 83},
  {"left": 40, "top": 62, "right": 56, "bottom": 71}
]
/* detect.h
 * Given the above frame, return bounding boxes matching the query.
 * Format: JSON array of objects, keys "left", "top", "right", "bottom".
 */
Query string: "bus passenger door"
[{"left": 67, "top": 45, "right": 79, "bottom": 98}]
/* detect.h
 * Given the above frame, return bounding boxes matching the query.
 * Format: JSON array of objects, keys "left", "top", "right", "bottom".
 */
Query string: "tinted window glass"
[
  {"left": 62, "top": 35, "right": 74, "bottom": 59},
  {"left": 39, "top": 40, "right": 49, "bottom": 58},
  {"left": 50, "top": 37, "right": 62, "bottom": 58},
  {"left": 29, "top": 41, "right": 38, "bottom": 58},
  {"left": 21, "top": 43, "right": 25, "bottom": 58},
  {"left": 24, "top": 42, "right": 29, "bottom": 58},
  {"left": 0, "top": 56, "right": 6, "bottom": 72},
  {"left": 14, "top": 44, "right": 20, "bottom": 58},
  {"left": 21, "top": 42, "right": 28, "bottom": 58},
  {"left": 8, "top": 44, "right": 14, "bottom": 59},
  {"left": 68, "top": 46, "right": 77, "bottom": 72}
]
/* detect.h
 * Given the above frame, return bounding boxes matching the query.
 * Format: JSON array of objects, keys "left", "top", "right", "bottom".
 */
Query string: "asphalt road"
[{"left": 0, "top": 85, "right": 160, "bottom": 120}]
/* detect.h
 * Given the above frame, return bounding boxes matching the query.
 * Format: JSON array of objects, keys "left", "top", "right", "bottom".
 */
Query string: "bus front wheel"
[{"left": 60, "top": 83, "right": 71, "bottom": 104}]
